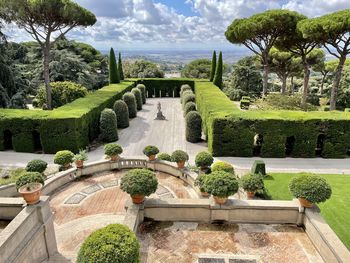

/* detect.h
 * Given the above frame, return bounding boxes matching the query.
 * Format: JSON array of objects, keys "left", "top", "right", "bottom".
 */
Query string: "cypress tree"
[
  {"left": 109, "top": 48, "right": 120, "bottom": 84},
  {"left": 209, "top": 51, "right": 217, "bottom": 82},
  {"left": 213, "top": 51, "right": 223, "bottom": 89},
  {"left": 118, "top": 52, "right": 124, "bottom": 80}
]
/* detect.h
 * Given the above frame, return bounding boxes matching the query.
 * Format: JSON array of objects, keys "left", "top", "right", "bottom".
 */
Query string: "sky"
[{"left": 4, "top": 0, "right": 350, "bottom": 51}]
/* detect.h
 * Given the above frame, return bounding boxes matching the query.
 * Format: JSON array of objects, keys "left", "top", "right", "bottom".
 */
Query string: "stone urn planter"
[
  {"left": 213, "top": 196, "right": 228, "bottom": 205},
  {"left": 73, "top": 150, "right": 88, "bottom": 168},
  {"left": 19, "top": 183, "right": 43, "bottom": 205},
  {"left": 298, "top": 198, "right": 313, "bottom": 208},
  {"left": 131, "top": 195, "right": 145, "bottom": 204}
]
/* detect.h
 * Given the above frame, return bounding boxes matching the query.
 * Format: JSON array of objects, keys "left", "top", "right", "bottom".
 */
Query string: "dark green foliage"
[
  {"left": 77, "top": 224, "right": 140, "bottom": 263},
  {"left": 251, "top": 161, "right": 266, "bottom": 175},
  {"left": 204, "top": 171, "right": 239, "bottom": 198},
  {"left": 143, "top": 145, "right": 159, "bottom": 157},
  {"left": 122, "top": 92, "right": 137, "bottom": 118},
  {"left": 100, "top": 109, "right": 118, "bottom": 142},
  {"left": 181, "top": 90, "right": 193, "bottom": 105},
  {"left": 289, "top": 174, "right": 332, "bottom": 203},
  {"left": 195, "top": 151, "right": 214, "bottom": 167},
  {"left": 54, "top": 150, "right": 74, "bottom": 166},
  {"left": 240, "top": 99, "right": 250, "bottom": 109},
  {"left": 171, "top": 150, "right": 189, "bottom": 162},
  {"left": 109, "top": 48, "right": 120, "bottom": 84},
  {"left": 131, "top": 88, "right": 142, "bottom": 111},
  {"left": 136, "top": 79, "right": 194, "bottom": 98},
  {"left": 182, "top": 93, "right": 195, "bottom": 107},
  {"left": 194, "top": 173, "right": 208, "bottom": 192},
  {"left": 323, "top": 106, "right": 330, "bottom": 111},
  {"left": 118, "top": 53, "right": 124, "bottom": 80},
  {"left": 136, "top": 84, "right": 146, "bottom": 104},
  {"left": 185, "top": 111, "right": 202, "bottom": 143},
  {"left": 124, "top": 60, "right": 164, "bottom": 78},
  {"left": 15, "top": 172, "right": 45, "bottom": 190},
  {"left": 104, "top": 143, "right": 123, "bottom": 157},
  {"left": 240, "top": 174, "right": 264, "bottom": 192},
  {"left": 181, "top": 59, "right": 211, "bottom": 79},
  {"left": 213, "top": 52, "right": 223, "bottom": 89},
  {"left": 242, "top": 96, "right": 251, "bottom": 101},
  {"left": 113, "top": 100, "right": 129, "bottom": 128},
  {"left": 8, "top": 92, "right": 27, "bottom": 109},
  {"left": 184, "top": 101, "right": 196, "bottom": 116},
  {"left": 120, "top": 169, "right": 158, "bottom": 196},
  {"left": 211, "top": 162, "right": 234, "bottom": 174},
  {"left": 26, "top": 159, "right": 48, "bottom": 173},
  {"left": 157, "top": 152, "right": 171, "bottom": 161},
  {"left": 210, "top": 51, "right": 217, "bottom": 82}
]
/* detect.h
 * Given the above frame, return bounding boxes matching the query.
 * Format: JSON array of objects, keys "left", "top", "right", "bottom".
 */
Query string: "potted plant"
[
  {"left": 16, "top": 172, "right": 45, "bottom": 205},
  {"left": 204, "top": 171, "right": 239, "bottom": 205},
  {"left": 104, "top": 143, "right": 123, "bottom": 161},
  {"left": 73, "top": 149, "right": 88, "bottom": 168},
  {"left": 240, "top": 174, "right": 264, "bottom": 198},
  {"left": 25, "top": 159, "right": 48, "bottom": 174},
  {"left": 195, "top": 151, "right": 214, "bottom": 171},
  {"left": 171, "top": 150, "right": 189, "bottom": 168},
  {"left": 54, "top": 150, "right": 74, "bottom": 170},
  {"left": 157, "top": 152, "right": 171, "bottom": 162},
  {"left": 211, "top": 161, "right": 235, "bottom": 174},
  {"left": 289, "top": 174, "right": 332, "bottom": 208},
  {"left": 143, "top": 145, "right": 159, "bottom": 161},
  {"left": 194, "top": 173, "right": 209, "bottom": 197},
  {"left": 120, "top": 169, "right": 158, "bottom": 204}
]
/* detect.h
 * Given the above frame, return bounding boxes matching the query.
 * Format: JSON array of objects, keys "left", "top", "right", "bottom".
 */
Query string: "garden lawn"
[
  {"left": 264, "top": 173, "right": 350, "bottom": 250},
  {"left": 0, "top": 168, "right": 25, "bottom": 186}
]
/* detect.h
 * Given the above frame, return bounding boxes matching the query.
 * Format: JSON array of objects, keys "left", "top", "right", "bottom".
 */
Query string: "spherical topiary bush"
[
  {"left": 26, "top": 159, "right": 48, "bottom": 174},
  {"left": 289, "top": 174, "right": 332, "bottom": 204},
  {"left": 16, "top": 172, "right": 45, "bottom": 190},
  {"left": 157, "top": 153, "right": 171, "bottom": 162},
  {"left": 184, "top": 101, "right": 196, "bottom": 116},
  {"left": 211, "top": 162, "right": 235, "bottom": 174},
  {"left": 204, "top": 171, "right": 239, "bottom": 198},
  {"left": 143, "top": 145, "right": 159, "bottom": 160},
  {"left": 181, "top": 90, "right": 193, "bottom": 104},
  {"left": 136, "top": 84, "right": 146, "bottom": 104},
  {"left": 123, "top": 92, "right": 137, "bottom": 118},
  {"left": 183, "top": 93, "right": 195, "bottom": 108},
  {"left": 195, "top": 151, "right": 214, "bottom": 168},
  {"left": 77, "top": 224, "right": 140, "bottom": 263},
  {"left": 54, "top": 150, "right": 74, "bottom": 168},
  {"left": 113, "top": 100, "right": 130, "bottom": 129},
  {"left": 100, "top": 109, "right": 118, "bottom": 142},
  {"left": 185, "top": 111, "right": 202, "bottom": 143},
  {"left": 171, "top": 150, "right": 189, "bottom": 168},
  {"left": 104, "top": 143, "right": 123, "bottom": 160},
  {"left": 240, "top": 174, "right": 264, "bottom": 193},
  {"left": 131, "top": 88, "right": 143, "bottom": 111},
  {"left": 180, "top": 84, "right": 192, "bottom": 97}
]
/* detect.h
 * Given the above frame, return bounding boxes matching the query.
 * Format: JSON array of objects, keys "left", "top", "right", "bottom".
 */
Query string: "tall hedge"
[
  {"left": 136, "top": 84, "right": 146, "bottom": 104},
  {"left": 135, "top": 79, "right": 194, "bottom": 98},
  {"left": 185, "top": 111, "right": 202, "bottom": 143},
  {"left": 131, "top": 88, "right": 143, "bottom": 111},
  {"left": 118, "top": 52, "right": 124, "bottom": 81},
  {"left": 113, "top": 100, "right": 129, "bottom": 128},
  {"left": 213, "top": 51, "right": 223, "bottom": 89},
  {"left": 100, "top": 109, "right": 118, "bottom": 142},
  {"left": 122, "top": 92, "right": 137, "bottom": 118},
  {"left": 109, "top": 48, "right": 120, "bottom": 84},
  {"left": 210, "top": 51, "right": 217, "bottom": 82}
]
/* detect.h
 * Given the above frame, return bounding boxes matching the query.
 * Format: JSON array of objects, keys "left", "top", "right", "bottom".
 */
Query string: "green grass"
[
  {"left": 0, "top": 168, "right": 26, "bottom": 186},
  {"left": 264, "top": 173, "right": 350, "bottom": 250}
]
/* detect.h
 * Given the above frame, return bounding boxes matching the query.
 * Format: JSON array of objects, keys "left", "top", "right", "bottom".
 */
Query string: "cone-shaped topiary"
[
  {"left": 185, "top": 111, "right": 202, "bottom": 143},
  {"left": 100, "top": 109, "right": 118, "bottom": 142},
  {"left": 184, "top": 101, "right": 196, "bottom": 116},
  {"left": 118, "top": 52, "right": 124, "bottom": 80},
  {"left": 131, "top": 88, "right": 143, "bottom": 111},
  {"left": 113, "top": 100, "right": 129, "bottom": 128},
  {"left": 210, "top": 51, "right": 217, "bottom": 82},
  {"left": 136, "top": 84, "right": 146, "bottom": 104},
  {"left": 213, "top": 51, "right": 223, "bottom": 89},
  {"left": 122, "top": 92, "right": 137, "bottom": 118},
  {"left": 109, "top": 48, "right": 120, "bottom": 84}
]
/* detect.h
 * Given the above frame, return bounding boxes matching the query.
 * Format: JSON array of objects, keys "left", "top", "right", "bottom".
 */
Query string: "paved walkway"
[{"left": 1, "top": 98, "right": 350, "bottom": 173}]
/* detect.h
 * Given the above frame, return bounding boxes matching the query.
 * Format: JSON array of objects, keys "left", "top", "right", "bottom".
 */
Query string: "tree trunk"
[
  {"left": 320, "top": 73, "right": 326, "bottom": 95},
  {"left": 290, "top": 76, "right": 294, "bottom": 94},
  {"left": 301, "top": 60, "right": 310, "bottom": 109},
  {"left": 43, "top": 44, "right": 52, "bottom": 110},
  {"left": 330, "top": 56, "right": 346, "bottom": 111},
  {"left": 262, "top": 63, "right": 269, "bottom": 96},
  {"left": 281, "top": 74, "right": 287, "bottom": 95}
]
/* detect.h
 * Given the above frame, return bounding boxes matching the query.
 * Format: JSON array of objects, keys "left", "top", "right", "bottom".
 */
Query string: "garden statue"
[{"left": 155, "top": 102, "right": 166, "bottom": 120}]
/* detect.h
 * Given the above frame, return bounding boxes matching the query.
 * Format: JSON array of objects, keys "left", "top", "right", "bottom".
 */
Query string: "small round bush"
[
  {"left": 204, "top": 171, "right": 239, "bottom": 198},
  {"left": 211, "top": 162, "right": 234, "bottom": 174},
  {"left": 54, "top": 150, "right": 74, "bottom": 167},
  {"left": 26, "top": 159, "right": 48, "bottom": 173},
  {"left": 194, "top": 173, "right": 208, "bottom": 192},
  {"left": 181, "top": 90, "right": 193, "bottom": 104},
  {"left": 180, "top": 84, "right": 192, "bottom": 97},
  {"left": 104, "top": 143, "right": 123, "bottom": 157},
  {"left": 240, "top": 174, "right": 264, "bottom": 192},
  {"left": 289, "top": 174, "right": 332, "bottom": 203},
  {"left": 131, "top": 88, "right": 143, "bottom": 111},
  {"left": 183, "top": 93, "right": 195, "bottom": 107},
  {"left": 122, "top": 92, "right": 137, "bottom": 118},
  {"left": 100, "top": 109, "right": 118, "bottom": 142},
  {"left": 77, "top": 224, "right": 140, "bottom": 263},
  {"left": 185, "top": 111, "right": 202, "bottom": 143},
  {"left": 157, "top": 153, "right": 171, "bottom": 161},
  {"left": 16, "top": 172, "right": 45, "bottom": 190},
  {"left": 184, "top": 101, "right": 196, "bottom": 116},
  {"left": 143, "top": 145, "right": 159, "bottom": 157},
  {"left": 113, "top": 100, "right": 129, "bottom": 129},
  {"left": 120, "top": 169, "right": 158, "bottom": 196},
  {"left": 171, "top": 150, "right": 189, "bottom": 163},
  {"left": 136, "top": 84, "right": 146, "bottom": 104},
  {"left": 195, "top": 151, "right": 214, "bottom": 168}
]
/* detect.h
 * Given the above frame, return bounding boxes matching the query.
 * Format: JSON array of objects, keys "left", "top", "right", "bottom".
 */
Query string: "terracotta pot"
[
  {"left": 110, "top": 155, "right": 119, "bottom": 162},
  {"left": 298, "top": 198, "right": 313, "bottom": 208},
  {"left": 177, "top": 161, "right": 185, "bottom": 169},
  {"left": 19, "top": 183, "right": 42, "bottom": 205},
  {"left": 201, "top": 191, "right": 210, "bottom": 197},
  {"left": 246, "top": 191, "right": 255, "bottom": 199},
  {"left": 75, "top": 160, "right": 84, "bottom": 168},
  {"left": 148, "top": 155, "right": 156, "bottom": 161},
  {"left": 131, "top": 195, "right": 145, "bottom": 204},
  {"left": 213, "top": 196, "right": 228, "bottom": 205}
]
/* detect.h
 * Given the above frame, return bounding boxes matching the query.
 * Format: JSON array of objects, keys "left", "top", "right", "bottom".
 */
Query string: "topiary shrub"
[
  {"left": 131, "top": 88, "right": 143, "bottom": 111},
  {"left": 104, "top": 143, "right": 123, "bottom": 159},
  {"left": 240, "top": 174, "right": 264, "bottom": 193},
  {"left": 100, "top": 109, "right": 118, "bottom": 142},
  {"left": 289, "top": 174, "right": 332, "bottom": 204},
  {"left": 143, "top": 145, "right": 159, "bottom": 157},
  {"left": 26, "top": 159, "right": 48, "bottom": 174},
  {"left": 181, "top": 90, "right": 193, "bottom": 104},
  {"left": 54, "top": 150, "right": 74, "bottom": 167},
  {"left": 185, "top": 111, "right": 202, "bottom": 143},
  {"left": 16, "top": 172, "right": 45, "bottom": 190},
  {"left": 195, "top": 151, "right": 214, "bottom": 168},
  {"left": 77, "top": 224, "right": 139, "bottom": 263},
  {"left": 113, "top": 100, "right": 130, "bottom": 129},
  {"left": 183, "top": 93, "right": 195, "bottom": 108},
  {"left": 204, "top": 171, "right": 239, "bottom": 198},
  {"left": 194, "top": 173, "right": 208, "bottom": 193},
  {"left": 240, "top": 99, "right": 250, "bottom": 110},
  {"left": 120, "top": 169, "right": 158, "bottom": 197},
  {"left": 123, "top": 92, "right": 137, "bottom": 118},
  {"left": 211, "top": 162, "right": 234, "bottom": 174},
  {"left": 136, "top": 84, "right": 146, "bottom": 104},
  {"left": 157, "top": 152, "right": 171, "bottom": 161},
  {"left": 180, "top": 84, "right": 192, "bottom": 97},
  {"left": 184, "top": 101, "right": 196, "bottom": 116},
  {"left": 251, "top": 160, "right": 266, "bottom": 176},
  {"left": 171, "top": 150, "right": 189, "bottom": 163}
]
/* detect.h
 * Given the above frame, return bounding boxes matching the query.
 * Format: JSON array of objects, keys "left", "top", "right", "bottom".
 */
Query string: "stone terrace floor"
[{"left": 138, "top": 221, "right": 324, "bottom": 263}]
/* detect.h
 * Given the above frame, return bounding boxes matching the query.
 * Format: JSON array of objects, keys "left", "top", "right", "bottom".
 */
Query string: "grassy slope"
[{"left": 264, "top": 173, "right": 350, "bottom": 250}]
